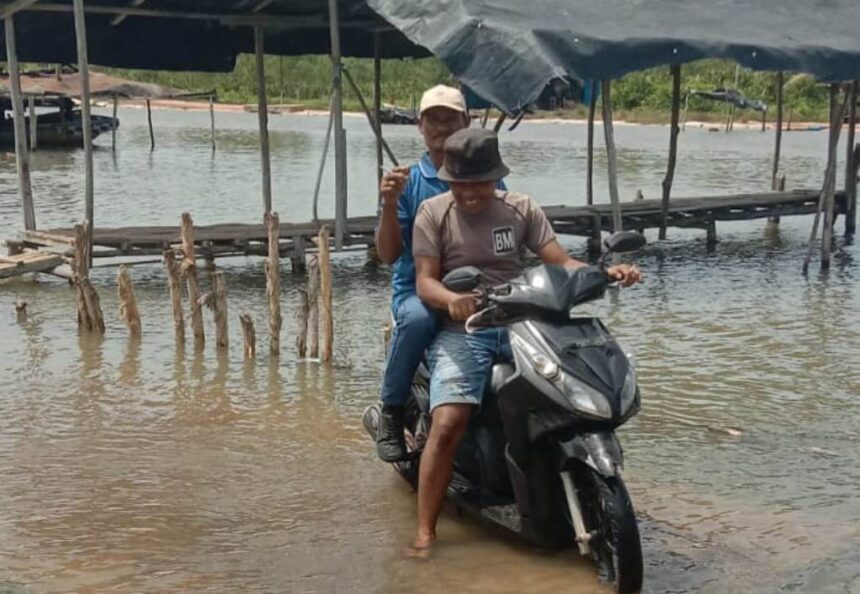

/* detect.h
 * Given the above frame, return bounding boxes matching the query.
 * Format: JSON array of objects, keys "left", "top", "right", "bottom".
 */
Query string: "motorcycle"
[{"left": 363, "top": 231, "right": 646, "bottom": 593}]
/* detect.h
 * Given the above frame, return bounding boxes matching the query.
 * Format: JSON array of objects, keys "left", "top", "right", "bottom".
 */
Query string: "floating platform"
[{"left": 2, "top": 189, "right": 849, "bottom": 279}]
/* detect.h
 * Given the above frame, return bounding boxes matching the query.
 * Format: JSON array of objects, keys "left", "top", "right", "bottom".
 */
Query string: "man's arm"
[
  {"left": 375, "top": 165, "right": 411, "bottom": 264},
  {"left": 538, "top": 239, "right": 587, "bottom": 270},
  {"left": 415, "top": 256, "right": 478, "bottom": 321}
]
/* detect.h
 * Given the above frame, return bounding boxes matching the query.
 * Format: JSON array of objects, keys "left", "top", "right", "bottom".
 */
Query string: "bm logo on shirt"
[{"left": 493, "top": 226, "right": 515, "bottom": 255}]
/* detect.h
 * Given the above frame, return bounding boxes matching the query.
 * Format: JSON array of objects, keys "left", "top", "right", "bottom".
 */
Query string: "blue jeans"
[
  {"left": 380, "top": 294, "right": 439, "bottom": 406},
  {"left": 426, "top": 328, "right": 512, "bottom": 412}
]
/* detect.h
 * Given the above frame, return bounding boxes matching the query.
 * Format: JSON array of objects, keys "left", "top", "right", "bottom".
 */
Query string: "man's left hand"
[{"left": 607, "top": 264, "right": 642, "bottom": 288}]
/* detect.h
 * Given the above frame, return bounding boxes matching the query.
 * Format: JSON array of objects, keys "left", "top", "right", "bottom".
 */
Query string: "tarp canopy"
[
  {"left": 0, "top": 0, "right": 428, "bottom": 72},
  {"left": 0, "top": 70, "right": 184, "bottom": 98},
  {"left": 368, "top": 0, "right": 860, "bottom": 115}
]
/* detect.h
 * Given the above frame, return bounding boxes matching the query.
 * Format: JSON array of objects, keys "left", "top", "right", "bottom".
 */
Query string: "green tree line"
[{"left": 104, "top": 56, "right": 830, "bottom": 121}]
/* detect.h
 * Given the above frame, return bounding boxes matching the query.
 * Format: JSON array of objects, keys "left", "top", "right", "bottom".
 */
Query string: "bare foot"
[{"left": 404, "top": 535, "right": 435, "bottom": 560}]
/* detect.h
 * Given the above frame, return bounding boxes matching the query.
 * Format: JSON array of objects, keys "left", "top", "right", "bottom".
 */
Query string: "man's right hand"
[
  {"left": 447, "top": 292, "right": 479, "bottom": 321},
  {"left": 379, "top": 165, "right": 410, "bottom": 209}
]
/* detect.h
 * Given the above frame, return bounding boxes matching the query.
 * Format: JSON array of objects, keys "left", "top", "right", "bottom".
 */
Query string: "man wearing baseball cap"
[
  {"left": 374, "top": 85, "right": 506, "bottom": 462},
  {"left": 409, "top": 128, "right": 641, "bottom": 555}
]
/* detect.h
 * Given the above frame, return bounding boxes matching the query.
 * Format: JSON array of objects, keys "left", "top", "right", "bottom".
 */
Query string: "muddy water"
[{"left": 0, "top": 108, "right": 858, "bottom": 594}]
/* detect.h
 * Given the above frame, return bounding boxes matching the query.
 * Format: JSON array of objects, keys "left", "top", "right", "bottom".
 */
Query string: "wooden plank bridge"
[{"left": 2, "top": 189, "right": 849, "bottom": 280}]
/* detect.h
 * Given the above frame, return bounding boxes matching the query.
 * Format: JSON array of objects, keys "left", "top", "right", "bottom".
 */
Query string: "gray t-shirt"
[{"left": 413, "top": 190, "right": 556, "bottom": 326}]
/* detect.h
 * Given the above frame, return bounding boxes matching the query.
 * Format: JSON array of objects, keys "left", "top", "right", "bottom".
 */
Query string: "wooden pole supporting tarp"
[
  {"left": 265, "top": 211, "right": 282, "bottom": 355},
  {"left": 146, "top": 98, "right": 155, "bottom": 150},
  {"left": 209, "top": 95, "right": 216, "bottom": 152},
  {"left": 312, "top": 93, "right": 335, "bottom": 224},
  {"left": 181, "top": 213, "right": 205, "bottom": 348},
  {"left": 772, "top": 72, "right": 784, "bottom": 188},
  {"left": 117, "top": 265, "right": 142, "bottom": 335},
  {"left": 111, "top": 93, "right": 118, "bottom": 151},
  {"left": 255, "top": 26, "right": 273, "bottom": 215},
  {"left": 5, "top": 16, "right": 36, "bottom": 232},
  {"left": 163, "top": 249, "right": 185, "bottom": 344},
  {"left": 374, "top": 33, "right": 384, "bottom": 193},
  {"left": 844, "top": 81, "right": 858, "bottom": 238},
  {"left": 586, "top": 82, "right": 596, "bottom": 206},
  {"left": 821, "top": 85, "right": 848, "bottom": 269},
  {"left": 318, "top": 225, "right": 333, "bottom": 363},
  {"left": 73, "top": 0, "right": 95, "bottom": 267},
  {"left": 660, "top": 65, "right": 681, "bottom": 240},
  {"left": 601, "top": 80, "right": 623, "bottom": 233},
  {"left": 27, "top": 94, "right": 37, "bottom": 151},
  {"left": 328, "top": 0, "right": 347, "bottom": 250}
]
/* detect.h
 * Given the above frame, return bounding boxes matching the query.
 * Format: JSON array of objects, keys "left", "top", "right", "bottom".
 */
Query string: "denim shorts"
[{"left": 425, "top": 328, "right": 511, "bottom": 412}]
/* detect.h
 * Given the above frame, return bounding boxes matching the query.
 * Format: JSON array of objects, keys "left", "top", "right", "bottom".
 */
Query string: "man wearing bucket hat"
[
  {"left": 408, "top": 128, "right": 641, "bottom": 555},
  {"left": 374, "top": 85, "right": 506, "bottom": 462}
]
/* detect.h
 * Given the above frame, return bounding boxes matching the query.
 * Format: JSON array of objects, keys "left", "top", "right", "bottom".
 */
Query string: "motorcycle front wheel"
[{"left": 572, "top": 465, "right": 643, "bottom": 594}]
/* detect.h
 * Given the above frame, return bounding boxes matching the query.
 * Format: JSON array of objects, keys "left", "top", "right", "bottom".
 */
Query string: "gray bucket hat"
[{"left": 438, "top": 128, "right": 510, "bottom": 183}]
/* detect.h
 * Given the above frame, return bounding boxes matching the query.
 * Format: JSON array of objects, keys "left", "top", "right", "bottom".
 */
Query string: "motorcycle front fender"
[{"left": 556, "top": 431, "right": 624, "bottom": 477}]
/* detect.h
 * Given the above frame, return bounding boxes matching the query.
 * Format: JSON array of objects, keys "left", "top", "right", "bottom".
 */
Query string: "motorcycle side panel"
[{"left": 556, "top": 431, "right": 624, "bottom": 476}]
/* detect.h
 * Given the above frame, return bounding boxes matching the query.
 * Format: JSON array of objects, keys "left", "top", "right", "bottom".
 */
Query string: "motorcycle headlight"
[
  {"left": 557, "top": 372, "right": 613, "bottom": 420},
  {"left": 620, "top": 367, "right": 638, "bottom": 416}
]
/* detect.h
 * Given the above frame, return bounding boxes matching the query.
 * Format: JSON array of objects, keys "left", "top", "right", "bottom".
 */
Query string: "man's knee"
[
  {"left": 398, "top": 297, "right": 438, "bottom": 339},
  {"left": 428, "top": 404, "right": 472, "bottom": 450}
]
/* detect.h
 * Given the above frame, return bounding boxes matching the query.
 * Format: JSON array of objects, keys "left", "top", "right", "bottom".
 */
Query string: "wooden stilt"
[
  {"left": 265, "top": 211, "right": 282, "bottom": 355},
  {"left": 318, "top": 225, "right": 333, "bottom": 363},
  {"left": 586, "top": 81, "right": 596, "bottom": 206},
  {"left": 296, "top": 288, "right": 309, "bottom": 357},
  {"left": 146, "top": 98, "right": 154, "bottom": 151},
  {"left": 73, "top": 223, "right": 104, "bottom": 333},
  {"left": 5, "top": 16, "right": 36, "bottom": 232},
  {"left": 601, "top": 81, "right": 623, "bottom": 233},
  {"left": 822, "top": 85, "right": 848, "bottom": 269},
  {"left": 681, "top": 90, "right": 690, "bottom": 132},
  {"left": 163, "top": 248, "right": 185, "bottom": 344},
  {"left": 28, "top": 94, "right": 37, "bottom": 151},
  {"left": 312, "top": 93, "right": 335, "bottom": 224},
  {"left": 209, "top": 95, "right": 216, "bottom": 152},
  {"left": 239, "top": 313, "right": 256, "bottom": 358},
  {"left": 291, "top": 235, "right": 307, "bottom": 274},
  {"left": 588, "top": 213, "right": 602, "bottom": 254},
  {"left": 181, "top": 212, "right": 205, "bottom": 348},
  {"left": 660, "top": 65, "right": 681, "bottom": 240},
  {"left": 706, "top": 220, "right": 718, "bottom": 246},
  {"left": 306, "top": 255, "right": 320, "bottom": 359},
  {"left": 117, "top": 265, "right": 141, "bottom": 335},
  {"left": 374, "top": 33, "right": 384, "bottom": 194},
  {"left": 111, "top": 93, "right": 118, "bottom": 152},
  {"left": 255, "top": 26, "right": 272, "bottom": 215},
  {"left": 73, "top": 0, "right": 94, "bottom": 266},
  {"left": 328, "top": 0, "right": 347, "bottom": 250},
  {"left": 844, "top": 81, "right": 857, "bottom": 238},
  {"left": 768, "top": 72, "right": 785, "bottom": 225},
  {"left": 212, "top": 270, "right": 228, "bottom": 350}
]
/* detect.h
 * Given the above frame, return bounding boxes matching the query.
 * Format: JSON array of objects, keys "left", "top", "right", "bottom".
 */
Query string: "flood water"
[{"left": 0, "top": 107, "right": 858, "bottom": 594}]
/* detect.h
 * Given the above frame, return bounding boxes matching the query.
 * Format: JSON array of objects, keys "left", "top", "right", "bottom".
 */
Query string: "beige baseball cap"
[{"left": 419, "top": 84, "right": 466, "bottom": 116}]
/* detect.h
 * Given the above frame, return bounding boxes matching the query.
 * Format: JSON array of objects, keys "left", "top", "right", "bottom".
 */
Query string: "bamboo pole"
[
  {"left": 586, "top": 82, "right": 596, "bottom": 206},
  {"left": 265, "top": 211, "right": 282, "bottom": 355},
  {"left": 318, "top": 225, "right": 333, "bottom": 363},
  {"left": 112, "top": 93, "right": 118, "bottom": 151},
  {"left": 5, "top": 16, "right": 36, "bottom": 231},
  {"left": 660, "top": 65, "right": 681, "bottom": 240},
  {"left": 117, "top": 265, "right": 141, "bottom": 335},
  {"left": 73, "top": 0, "right": 94, "bottom": 267},
  {"left": 844, "top": 81, "right": 858, "bottom": 238},
  {"left": 296, "top": 288, "right": 309, "bottom": 357},
  {"left": 306, "top": 255, "right": 319, "bottom": 359},
  {"left": 146, "top": 98, "right": 155, "bottom": 150},
  {"left": 163, "top": 248, "right": 185, "bottom": 343},
  {"left": 374, "top": 33, "right": 383, "bottom": 193},
  {"left": 209, "top": 95, "right": 216, "bottom": 152},
  {"left": 181, "top": 212, "right": 205, "bottom": 348},
  {"left": 255, "top": 26, "right": 272, "bottom": 214},
  {"left": 212, "top": 270, "right": 228, "bottom": 349},
  {"left": 239, "top": 313, "right": 256, "bottom": 358},
  {"left": 28, "top": 94, "right": 37, "bottom": 151},
  {"left": 328, "top": 0, "right": 347, "bottom": 250},
  {"left": 601, "top": 81, "right": 623, "bottom": 232}
]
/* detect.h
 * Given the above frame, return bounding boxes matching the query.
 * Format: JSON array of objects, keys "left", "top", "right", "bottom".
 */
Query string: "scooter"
[{"left": 363, "top": 231, "right": 646, "bottom": 593}]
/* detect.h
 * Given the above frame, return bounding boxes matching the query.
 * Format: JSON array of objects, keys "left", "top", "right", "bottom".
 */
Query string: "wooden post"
[
  {"left": 239, "top": 313, "right": 256, "bottom": 358},
  {"left": 209, "top": 95, "right": 216, "bottom": 152},
  {"left": 803, "top": 85, "right": 848, "bottom": 273},
  {"left": 255, "top": 26, "right": 272, "bottom": 215},
  {"left": 588, "top": 213, "right": 602, "bottom": 254},
  {"left": 291, "top": 235, "right": 307, "bottom": 273},
  {"left": 844, "top": 81, "right": 857, "bottom": 238},
  {"left": 163, "top": 248, "right": 185, "bottom": 344},
  {"left": 73, "top": 0, "right": 94, "bottom": 267},
  {"left": 296, "top": 288, "right": 309, "bottom": 357},
  {"left": 318, "top": 225, "right": 333, "bottom": 363},
  {"left": 342, "top": 67, "right": 398, "bottom": 165},
  {"left": 328, "top": 0, "right": 347, "bottom": 250},
  {"left": 212, "top": 270, "right": 228, "bottom": 350},
  {"left": 374, "top": 33, "right": 384, "bottom": 194},
  {"left": 306, "top": 255, "right": 320, "bottom": 359},
  {"left": 822, "top": 85, "right": 848, "bottom": 269},
  {"left": 761, "top": 108, "right": 767, "bottom": 133},
  {"left": 586, "top": 81, "right": 596, "bottom": 206},
  {"left": 706, "top": 220, "right": 718, "bottom": 246},
  {"left": 117, "top": 265, "right": 141, "bottom": 335},
  {"left": 265, "top": 211, "right": 282, "bottom": 355},
  {"left": 181, "top": 213, "right": 205, "bottom": 348},
  {"left": 111, "top": 93, "right": 118, "bottom": 152},
  {"left": 312, "top": 93, "right": 335, "bottom": 223},
  {"left": 681, "top": 90, "right": 690, "bottom": 132},
  {"left": 772, "top": 72, "right": 784, "bottom": 188},
  {"left": 73, "top": 222, "right": 104, "bottom": 333},
  {"left": 146, "top": 98, "right": 155, "bottom": 150},
  {"left": 5, "top": 16, "right": 36, "bottom": 231},
  {"left": 27, "top": 94, "right": 37, "bottom": 151},
  {"left": 660, "top": 65, "right": 681, "bottom": 240},
  {"left": 601, "top": 81, "right": 623, "bottom": 232}
]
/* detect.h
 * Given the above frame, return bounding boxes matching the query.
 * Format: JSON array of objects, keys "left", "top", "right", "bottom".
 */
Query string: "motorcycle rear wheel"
[{"left": 573, "top": 466, "right": 643, "bottom": 594}]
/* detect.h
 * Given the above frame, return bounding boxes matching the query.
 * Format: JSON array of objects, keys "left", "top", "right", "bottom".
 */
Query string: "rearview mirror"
[
  {"left": 603, "top": 231, "right": 646, "bottom": 254},
  {"left": 442, "top": 266, "right": 483, "bottom": 292}
]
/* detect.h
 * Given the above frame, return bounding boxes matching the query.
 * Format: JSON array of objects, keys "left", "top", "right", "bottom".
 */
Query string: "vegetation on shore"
[{"left": 105, "top": 55, "right": 831, "bottom": 124}]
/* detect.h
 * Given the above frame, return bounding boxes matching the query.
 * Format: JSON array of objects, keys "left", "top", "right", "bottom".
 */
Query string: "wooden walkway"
[{"left": 2, "top": 189, "right": 849, "bottom": 278}]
